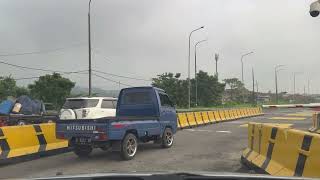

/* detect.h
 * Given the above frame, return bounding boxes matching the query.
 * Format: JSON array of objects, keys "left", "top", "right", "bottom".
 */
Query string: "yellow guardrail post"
[
  {"left": 213, "top": 111, "right": 221, "bottom": 122},
  {"left": 178, "top": 113, "right": 190, "bottom": 129},
  {"left": 224, "top": 110, "right": 231, "bottom": 120},
  {"left": 208, "top": 111, "right": 215, "bottom": 123},
  {"left": 194, "top": 112, "right": 204, "bottom": 125},
  {"left": 218, "top": 110, "right": 225, "bottom": 121},
  {"left": 201, "top": 112, "right": 210, "bottom": 124},
  {"left": 186, "top": 112, "right": 197, "bottom": 127}
]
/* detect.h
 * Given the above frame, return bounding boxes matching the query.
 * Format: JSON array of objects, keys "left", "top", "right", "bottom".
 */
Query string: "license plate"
[{"left": 76, "top": 137, "right": 91, "bottom": 143}]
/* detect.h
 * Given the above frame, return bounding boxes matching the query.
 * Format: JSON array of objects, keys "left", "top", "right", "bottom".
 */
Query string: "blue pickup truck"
[{"left": 56, "top": 86, "right": 177, "bottom": 160}]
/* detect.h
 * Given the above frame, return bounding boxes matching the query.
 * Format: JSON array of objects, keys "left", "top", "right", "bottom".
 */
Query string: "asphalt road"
[{"left": 0, "top": 108, "right": 314, "bottom": 179}]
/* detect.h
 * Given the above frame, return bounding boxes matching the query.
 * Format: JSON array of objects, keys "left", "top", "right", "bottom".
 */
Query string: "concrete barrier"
[
  {"left": 194, "top": 112, "right": 204, "bottom": 125},
  {"left": 186, "top": 112, "right": 197, "bottom": 127},
  {"left": 242, "top": 123, "right": 320, "bottom": 178},
  {"left": 208, "top": 111, "right": 215, "bottom": 123},
  {"left": 214, "top": 111, "right": 221, "bottom": 122},
  {"left": 177, "top": 113, "right": 189, "bottom": 129},
  {"left": 0, "top": 123, "right": 68, "bottom": 160},
  {"left": 218, "top": 110, "right": 226, "bottom": 121},
  {"left": 224, "top": 110, "right": 231, "bottom": 121},
  {"left": 201, "top": 112, "right": 210, "bottom": 124}
]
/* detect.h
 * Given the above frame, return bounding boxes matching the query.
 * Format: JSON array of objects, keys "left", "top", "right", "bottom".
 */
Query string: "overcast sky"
[{"left": 0, "top": 0, "right": 319, "bottom": 94}]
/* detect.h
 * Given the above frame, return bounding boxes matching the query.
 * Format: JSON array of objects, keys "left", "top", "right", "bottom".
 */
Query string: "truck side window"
[
  {"left": 101, "top": 100, "right": 114, "bottom": 109},
  {"left": 159, "top": 93, "right": 173, "bottom": 107}
]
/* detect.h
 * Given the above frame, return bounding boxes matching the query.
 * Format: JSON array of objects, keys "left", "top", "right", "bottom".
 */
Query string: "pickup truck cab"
[
  {"left": 59, "top": 97, "right": 117, "bottom": 120},
  {"left": 56, "top": 87, "right": 177, "bottom": 160}
]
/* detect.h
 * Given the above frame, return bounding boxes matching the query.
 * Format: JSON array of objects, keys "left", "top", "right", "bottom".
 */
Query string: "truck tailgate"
[{"left": 56, "top": 119, "right": 109, "bottom": 141}]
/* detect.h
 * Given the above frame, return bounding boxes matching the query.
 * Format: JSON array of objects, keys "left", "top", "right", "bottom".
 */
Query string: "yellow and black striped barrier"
[
  {"left": 242, "top": 122, "right": 320, "bottom": 178},
  {"left": 177, "top": 107, "right": 263, "bottom": 129},
  {"left": 0, "top": 123, "right": 68, "bottom": 160}
]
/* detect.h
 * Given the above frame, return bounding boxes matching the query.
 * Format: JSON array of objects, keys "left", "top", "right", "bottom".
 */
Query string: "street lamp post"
[
  {"left": 88, "top": 0, "right": 92, "bottom": 97},
  {"left": 252, "top": 68, "right": 255, "bottom": 105},
  {"left": 194, "top": 39, "right": 207, "bottom": 107},
  {"left": 293, "top": 72, "right": 303, "bottom": 102},
  {"left": 241, "top": 51, "right": 254, "bottom": 83},
  {"left": 240, "top": 51, "right": 254, "bottom": 103},
  {"left": 275, "top": 65, "right": 285, "bottom": 104},
  {"left": 188, "top": 26, "right": 204, "bottom": 109}
]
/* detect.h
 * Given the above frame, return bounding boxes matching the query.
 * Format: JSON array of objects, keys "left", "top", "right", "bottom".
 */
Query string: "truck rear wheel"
[
  {"left": 120, "top": 133, "right": 138, "bottom": 160},
  {"left": 74, "top": 145, "right": 92, "bottom": 158},
  {"left": 162, "top": 128, "right": 174, "bottom": 148}
]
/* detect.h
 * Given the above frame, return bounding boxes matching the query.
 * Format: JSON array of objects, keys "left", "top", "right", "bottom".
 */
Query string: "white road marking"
[
  {"left": 216, "top": 130, "right": 232, "bottom": 133},
  {"left": 185, "top": 129, "right": 213, "bottom": 132},
  {"left": 185, "top": 129, "right": 232, "bottom": 133}
]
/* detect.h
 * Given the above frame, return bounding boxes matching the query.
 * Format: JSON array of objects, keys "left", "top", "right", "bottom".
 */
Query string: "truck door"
[{"left": 158, "top": 92, "right": 177, "bottom": 133}]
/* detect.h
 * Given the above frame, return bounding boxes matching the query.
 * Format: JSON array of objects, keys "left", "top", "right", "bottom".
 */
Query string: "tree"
[
  {"left": 196, "top": 71, "right": 225, "bottom": 106},
  {"left": 0, "top": 76, "right": 29, "bottom": 101},
  {"left": 152, "top": 72, "right": 187, "bottom": 106},
  {"left": 0, "top": 76, "right": 17, "bottom": 100},
  {"left": 15, "top": 86, "right": 30, "bottom": 97},
  {"left": 223, "top": 78, "right": 246, "bottom": 102},
  {"left": 152, "top": 71, "right": 225, "bottom": 107},
  {"left": 28, "top": 73, "right": 75, "bottom": 108}
]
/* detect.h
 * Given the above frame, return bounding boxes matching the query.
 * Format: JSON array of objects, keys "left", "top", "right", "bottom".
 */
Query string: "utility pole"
[
  {"left": 88, "top": 0, "right": 92, "bottom": 97},
  {"left": 275, "top": 65, "right": 285, "bottom": 104},
  {"left": 308, "top": 79, "right": 310, "bottom": 95},
  {"left": 188, "top": 26, "right": 204, "bottom": 109},
  {"left": 294, "top": 74, "right": 296, "bottom": 101},
  {"left": 252, "top": 68, "right": 255, "bottom": 105},
  {"left": 215, "top": 53, "right": 219, "bottom": 78},
  {"left": 256, "top": 80, "right": 259, "bottom": 103}
]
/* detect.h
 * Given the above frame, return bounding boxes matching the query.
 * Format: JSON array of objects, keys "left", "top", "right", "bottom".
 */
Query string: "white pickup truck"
[{"left": 59, "top": 97, "right": 117, "bottom": 120}]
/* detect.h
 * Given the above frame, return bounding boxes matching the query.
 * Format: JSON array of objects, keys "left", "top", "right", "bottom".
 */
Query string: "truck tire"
[
  {"left": 162, "top": 128, "right": 174, "bottom": 148},
  {"left": 73, "top": 145, "right": 92, "bottom": 158},
  {"left": 120, "top": 133, "right": 138, "bottom": 160}
]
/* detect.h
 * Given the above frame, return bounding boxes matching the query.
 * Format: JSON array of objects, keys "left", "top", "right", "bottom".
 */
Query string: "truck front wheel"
[
  {"left": 162, "top": 128, "right": 174, "bottom": 148},
  {"left": 73, "top": 145, "right": 92, "bottom": 158},
  {"left": 120, "top": 133, "right": 138, "bottom": 160}
]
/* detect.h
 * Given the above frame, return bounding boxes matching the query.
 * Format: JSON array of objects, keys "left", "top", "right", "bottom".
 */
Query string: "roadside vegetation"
[{"left": 2, "top": 70, "right": 313, "bottom": 110}]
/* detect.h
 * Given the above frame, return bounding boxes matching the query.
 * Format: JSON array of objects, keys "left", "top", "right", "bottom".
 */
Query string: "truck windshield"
[
  {"left": 121, "top": 91, "right": 152, "bottom": 105},
  {"left": 62, "top": 99, "right": 99, "bottom": 109}
]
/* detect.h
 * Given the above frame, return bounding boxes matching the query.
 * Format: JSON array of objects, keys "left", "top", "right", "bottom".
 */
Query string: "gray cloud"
[{"left": 0, "top": 0, "right": 319, "bottom": 94}]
